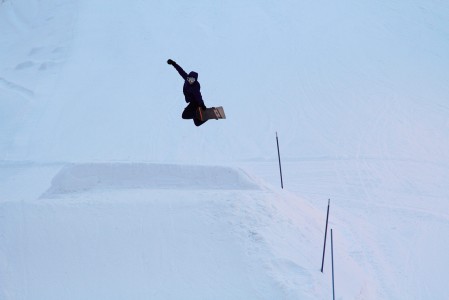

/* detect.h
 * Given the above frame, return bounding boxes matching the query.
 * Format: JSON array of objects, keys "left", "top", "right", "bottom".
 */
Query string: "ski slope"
[{"left": 1, "top": 0, "right": 449, "bottom": 299}]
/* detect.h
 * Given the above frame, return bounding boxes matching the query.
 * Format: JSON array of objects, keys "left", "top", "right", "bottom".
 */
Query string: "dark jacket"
[{"left": 172, "top": 62, "right": 206, "bottom": 108}]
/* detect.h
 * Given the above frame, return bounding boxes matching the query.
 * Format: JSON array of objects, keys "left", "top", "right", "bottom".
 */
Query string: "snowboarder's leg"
[
  {"left": 193, "top": 106, "right": 207, "bottom": 126},
  {"left": 182, "top": 103, "right": 195, "bottom": 119},
  {"left": 182, "top": 103, "right": 207, "bottom": 126}
]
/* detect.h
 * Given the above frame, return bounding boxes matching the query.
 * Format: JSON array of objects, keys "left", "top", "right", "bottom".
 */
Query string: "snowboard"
[{"left": 197, "top": 106, "right": 226, "bottom": 121}]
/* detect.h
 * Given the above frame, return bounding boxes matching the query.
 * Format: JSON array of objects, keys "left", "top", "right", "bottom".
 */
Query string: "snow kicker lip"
[{"left": 41, "top": 163, "right": 260, "bottom": 197}]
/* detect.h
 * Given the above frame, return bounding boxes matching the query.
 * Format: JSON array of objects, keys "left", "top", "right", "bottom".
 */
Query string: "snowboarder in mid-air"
[
  {"left": 167, "top": 59, "right": 226, "bottom": 126},
  {"left": 167, "top": 59, "right": 208, "bottom": 126}
]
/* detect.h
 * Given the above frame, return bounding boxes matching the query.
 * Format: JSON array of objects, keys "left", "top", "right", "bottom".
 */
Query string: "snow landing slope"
[
  {"left": 1, "top": 162, "right": 339, "bottom": 299},
  {"left": 1, "top": 0, "right": 449, "bottom": 299}
]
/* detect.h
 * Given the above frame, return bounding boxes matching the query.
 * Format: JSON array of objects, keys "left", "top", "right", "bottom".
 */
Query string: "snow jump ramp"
[{"left": 42, "top": 163, "right": 260, "bottom": 197}]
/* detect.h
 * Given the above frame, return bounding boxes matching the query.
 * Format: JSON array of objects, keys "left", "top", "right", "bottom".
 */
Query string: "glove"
[
  {"left": 201, "top": 104, "right": 207, "bottom": 110},
  {"left": 167, "top": 59, "right": 175, "bottom": 65}
]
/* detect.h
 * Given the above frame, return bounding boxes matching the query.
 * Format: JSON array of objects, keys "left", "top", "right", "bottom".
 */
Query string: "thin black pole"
[
  {"left": 331, "top": 229, "right": 335, "bottom": 300},
  {"left": 276, "top": 132, "right": 283, "bottom": 189},
  {"left": 321, "top": 199, "right": 330, "bottom": 272}
]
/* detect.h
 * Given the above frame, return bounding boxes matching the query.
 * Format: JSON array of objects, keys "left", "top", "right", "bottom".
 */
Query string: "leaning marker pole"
[
  {"left": 321, "top": 199, "right": 330, "bottom": 272},
  {"left": 276, "top": 132, "right": 284, "bottom": 189}
]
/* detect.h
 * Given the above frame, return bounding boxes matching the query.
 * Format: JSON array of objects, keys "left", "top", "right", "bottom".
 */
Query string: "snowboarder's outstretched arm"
[{"left": 167, "top": 59, "right": 187, "bottom": 80}]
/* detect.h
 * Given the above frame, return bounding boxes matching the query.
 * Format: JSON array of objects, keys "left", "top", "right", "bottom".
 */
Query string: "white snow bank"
[{"left": 42, "top": 163, "right": 259, "bottom": 197}]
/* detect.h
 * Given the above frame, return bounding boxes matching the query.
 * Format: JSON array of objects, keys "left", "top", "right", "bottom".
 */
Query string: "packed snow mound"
[{"left": 42, "top": 163, "right": 260, "bottom": 197}]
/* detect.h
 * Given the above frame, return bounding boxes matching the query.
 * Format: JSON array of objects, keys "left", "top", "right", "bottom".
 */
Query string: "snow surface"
[{"left": 1, "top": 0, "right": 449, "bottom": 299}]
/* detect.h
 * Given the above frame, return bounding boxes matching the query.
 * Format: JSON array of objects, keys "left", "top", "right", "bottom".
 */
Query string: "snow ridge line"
[{"left": 0, "top": 77, "right": 34, "bottom": 98}]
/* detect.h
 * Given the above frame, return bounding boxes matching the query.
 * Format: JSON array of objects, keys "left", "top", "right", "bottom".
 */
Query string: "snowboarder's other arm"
[
  {"left": 167, "top": 59, "right": 187, "bottom": 80},
  {"left": 193, "top": 89, "right": 207, "bottom": 110}
]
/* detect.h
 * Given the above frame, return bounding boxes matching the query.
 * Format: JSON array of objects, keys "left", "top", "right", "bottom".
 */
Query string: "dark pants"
[{"left": 182, "top": 103, "right": 207, "bottom": 127}]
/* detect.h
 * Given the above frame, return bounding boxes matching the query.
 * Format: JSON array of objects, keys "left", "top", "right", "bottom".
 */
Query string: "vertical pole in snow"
[
  {"left": 321, "top": 199, "right": 330, "bottom": 273},
  {"left": 276, "top": 132, "right": 284, "bottom": 189},
  {"left": 331, "top": 229, "right": 336, "bottom": 300}
]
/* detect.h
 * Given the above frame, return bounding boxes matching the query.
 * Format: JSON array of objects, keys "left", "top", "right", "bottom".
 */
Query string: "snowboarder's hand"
[{"left": 167, "top": 59, "right": 175, "bottom": 65}]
